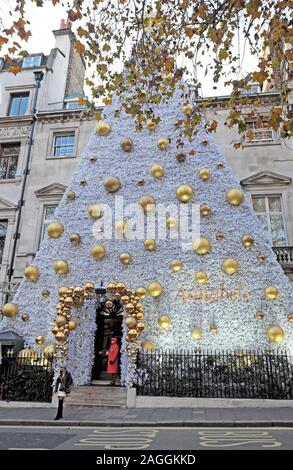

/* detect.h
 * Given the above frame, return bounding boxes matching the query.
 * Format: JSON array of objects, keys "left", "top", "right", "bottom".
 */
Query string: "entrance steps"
[{"left": 65, "top": 384, "right": 127, "bottom": 408}]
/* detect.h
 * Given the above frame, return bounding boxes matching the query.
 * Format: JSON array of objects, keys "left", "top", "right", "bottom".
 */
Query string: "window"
[
  {"left": 0, "top": 220, "right": 8, "bottom": 263},
  {"left": 53, "top": 134, "right": 75, "bottom": 157},
  {"left": 252, "top": 195, "right": 287, "bottom": 246},
  {"left": 240, "top": 84, "right": 261, "bottom": 95},
  {"left": 22, "top": 56, "right": 42, "bottom": 68},
  {"left": 9, "top": 93, "right": 29, "bottom": 116},
  {"left": 0, "top": 143, "right": 20, "bottom": 179},
  {"left": 64, "top": 100, "right": 81, "bottom": 110},
  {"left": 246, "top": 121, "right": 274, "bottom": 143},
  {"left": 41, "top": 205, "right": 57, "bottom": 242}
]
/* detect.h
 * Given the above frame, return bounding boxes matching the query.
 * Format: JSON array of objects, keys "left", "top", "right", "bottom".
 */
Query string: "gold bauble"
[
  {"left": 85, "top": 282, "right": 95, "bottom": 293},
  {"left": 64, "top": 296, "right": 74, "bottom": 306},
  {"left": 199, "top": 168, "right": 210, "bottom": 180},
  {"left": 256, "top": 311, "right": 265, "bottom": 320},
  {"left": 128, "top": 329, "right": 138, "bottom": 339},
  {"left": 74, "top": 286, "right": 84, "bottom": 296},
  {"left": 170, "top": 259, "right": 183, "bottom": 272},
  {"left": 120, "top": 138, "right": 133, "bottom": 152},
  {"left": 88, "top": 204, "right": 103, "bottom": 219},
  {"left": 96, "top": 120, "right": 111, "bottom": 136},
  {"left": 137, "top": 179, "right": 145, "bottom": 186},
  {"left": 158, "top": 315, "right": 172, "bottom": 329},
  {"left": 287, "top": 313, "right": 293, "bottom": 323},
  {"left": 104, "top": 176, "right": 120, "bottom": 193},
  {"left": 210, "top": 324, "right": 218, "bottom": 333},
  {"left": 137, "top": 321, "right": 145, "bottom": 332},
  {"left": 139, "top": 195, "right": 156, "bottom": 213},
  {"left": 216, "top": 232, "right": 224, "bottom": 241},
  {"left": 223, "top": 258, "right": 239, "bottom": 275},
  {"left": 191, "top": 328, "right": 202, "bottom": 340},
  {"left": 66, "top": 191, "right": 75, "bottom": 200},
  {"left": 151, "top": 163, "right": 164, "bottom": 178},
  {"left": 24, "top": 265, "right": 39, "bottom": 281},
  {"left": 200, "top": 204, "right": 211, "bottom": 217},
  {"left": 258, "top": 254, "right": 266, "bottom": 263},
  {"left": 192, "top": 237, "right": 211, "bottom": 255},
  {"left": 135, "top": 287, "right": 148, "bottom": 299},
  {"left": 195, "top": 271, "right": 208, "bottom": 284},
  {"left": 264, "top": 286, "right": 279, "bottom": 300},
  {"left": 56, "top": 315, "right": 66, "bottom": 327},
  {"left": 141, "top": 340, "right": 155, "bottom": 352},
  {"left": 226, "top": 188, "right": 244, "bottom": 206},
  {"left": 58, "top": 286, "right": 69, "bottom": 297},
  {"left": 2, "top": 303, "right": 18, "bottom": 317},
  {"left": 146, "top": 119, "right": 157, "bottom": 131},
  {"left": 144, "top": 239, "right": 156, "bottom": 251},
  {"left": 68, "top": 320, "right": 77, "bottom": 331},
  {"left": 136, "top": 312, "right": 144, "bottom": 321},
  {"left": 53, "top": 260, "right": 69, "bottom": 275},
  {"left": 147, "top": 281, "right": 163, "bottom": 297},
  {"left": 166, "top": 216, "right": 177, "bottom": 228},
  {"left": 157, "top": 138, "right": 169, "bottom": 150},
  {"left": 115, "top": 220, "right": 128, "bottom": 236},
  {"left": 266, "top": 325, "right": 285, "bottom": 343},
  {"left": 42, "top": 290, "right": 50, "bottom": 298},
  {"left": 119, "top": 252, "right": 131, "bottom": 265},
  {"left": 176, "top": 151, "right": 186, "bottom": 162},
  {"left": 47, "top": 221, "right": 64, "bottom": 238},
  {"left": 52, "top": 326, "right": 59, "bottom": 335},
  {"left": 43, "top": 343, "right": 56, "bottom": 357},
  {"left": 91, "top": 244, "right": 106, "bottom": 260},
  {"left": 69, "top": 233, "right": 81, "bottom": 246},
  {"left": 126, "top": 317, "right": 137, "bottom": 328},
  {"left": 242, "top": 234, "right": 254, "bottom": 248},
  {"left": 35, "top": 335, "right": 45, "bottom": 345},
  {"left": 121, "top": 295, "right": 130, "bottom": 304},
  {"left": 182, "top": 103, "right": 193, "bottom": 115},
  {"left": 80, "top": 178, "right": 87, "bottom": 186},
  {"left": 21, "top": 314, "right": 29, "bottom": 321},
  {"left": 107, "top": 283, "right": 116, "bottom": 291},
  {"left": 116, "top": 282, "right": 126, "bottom": 291},
  {"left": 176, "top": 185, "right": 193, "bottom": 202},
  {"left": 55, "top": 331, "right": 65, "bottom": 342},
  {"left": 126, "top": 303, "right": 135, "bottom": 313}
]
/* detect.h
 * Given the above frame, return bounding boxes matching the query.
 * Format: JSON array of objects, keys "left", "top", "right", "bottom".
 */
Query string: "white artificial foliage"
[{"left": 1, "top": 85, "right": 292, "bottom": 385}]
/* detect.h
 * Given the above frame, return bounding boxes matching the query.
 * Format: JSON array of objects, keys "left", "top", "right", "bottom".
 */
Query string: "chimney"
[{"left": 60, "top": 18, "right": 72, "bottom": 30}]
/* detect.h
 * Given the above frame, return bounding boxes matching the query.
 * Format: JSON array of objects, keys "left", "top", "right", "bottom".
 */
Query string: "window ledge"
[
  {"left": 243, "top": 141, "right": 281, "bottom": 147},
  {"left": 0, "top": 177, "right": 21, "bottom": 184},
  {"left": 46, "top": 155, "right": 77, "bottom": 160}
]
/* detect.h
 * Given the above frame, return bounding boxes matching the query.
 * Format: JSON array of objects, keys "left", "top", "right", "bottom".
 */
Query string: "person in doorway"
[
  {"left": 107, "top": 337, "right": 119, "bottom": 386},
  {"left": 53, "top": 366, "right": 73, "bottom": 420}
]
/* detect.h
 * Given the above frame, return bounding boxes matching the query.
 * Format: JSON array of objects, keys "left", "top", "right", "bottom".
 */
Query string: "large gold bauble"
[
  {"left": 56, "top": 315, "right": 66, "bottom": 327},
  {"left": 148, "top": 281, "right": 163, "bottom": 298},
  {"left": 266, "top": 325, "right": 285, "bottom": 343},
  {"left": 171, "top": 259, "right": 183, "bottom": 272},
  {"left": 2, "top": 303, "right": 18, "bottom": 317},
  {"left": 264, "top": 286, "right": 279, "bottom": 300},
  {"left": 242, "top": 234, "right": 254, "bottom": 248},
  {"left": 200, "top": 204, "right": 211, "bottom": 217},
  {"left": 146, "top": 119, "right": 157, "bottom": 131},
  {"left": 139, "top": 195, "right": 156, "bottom": 213},
  {"left": 24, "top": 265, "right": 39, "bottom": 281},
  {"left": 126, "top": 317, "right": 137, "bottom": 328},
  {"left": 66, "top": 191, "right": 75, "bottom": 200},
  {"left": 58, "top": 286, "right": 69, "bottom": 297},
  {"left": 42, "top": 290, "right": 50, "bottom": 298},
  {"left": 116, "top": 282, "right": 126, "bottom": 291},
  {"left": 192, "top": 237, "right": 211, "bottom": 255},
  {"left": 91, "top": 244, "right": 106, "bottom": 260},
  {"left": 223, "top": 258, "right": 239, "bottom": 275},
  {"left": 96, "top": 121, "right": 111, "bottom": 136},
  {"left": 119, "top": 252, "right": 131, "bottom": 265},
  {"left": 128, "top": 329, "right": 138, "bottom": 339},
  {"left": 47, "top": 221, "right": 64, "bottom": 238},
  {"left": 104, "top": 176, "right": 121, "bottom": 193},
  {"left": 88, "top": 204, "right": 103, "bottom": 219},
  {"left": 43, "top": 343, "right": 56, "bottom": 357},
  {"left": 210, "top": 324, "right": 218, "bottom": 333},
  {"left": 85, "top": 282, "right": 95, "bottom": 293},
  {"left": 226, "top": 188, "right": 244, "bottom": 206},
  {"left": 53, "top": 260, "right": 69, "bottom": 275},
  {"left": 166, "top": 216, "right": 176, "bottom": 228},
  {"left": 158, "top": 315, "right": 172, "bottom": 329},
  {"left": 182, "top": 103, "right": 193, "bottom": 115},
  {"left": 136, "top": 287, "right": 148, "bottom": 299},
  {"left": 141, "top": 340, "right": 155, "bottom": 352},
  {"left": 107, "top": 283, "right": 116, "bottom": 291},
  {"left": 199, "top": 168, "right": 210, "bottom": 181},
  {"left": 195, "top": 271, "right": 208, "bottom": 284},
  {"left": 69, "top": 233, "right": 81, "bottom": 246},
  {"left": 151, "top": 164, "right": 164, "bottom": 178},
  {"left": 35, "top": 335, "right": 45, "bottom": 345},
  {"left": 157, "top": 138, "right": 169, "bottom": 150},
  {"left": 176, "top": 151, "right": 186, "bottom": 162},
  {"left": 176, "top": 185, "right": 193, "bottom": 202},
  {"left": 21, "top": 314, "right": 29, "bottom": 321},
  {"left": 121, "top": 138, "right": 133, "bottom": 152},
  {"left": 216, "top": 232, "right": 224, "bottom": 241},
  {"left": 287, "top": 313, "right": 293, "bottom": 323},
  {"left": 256, "top": 311, "right": 265, "bottom": 320},
  {"left": 115, "top": 220, "right": 128, "bottom": 236},
  {"left": 55, "top": 331, "right": 65, "bottom": 342},
  {"left": 144, "top": 239, "right": 156, "bottom": 251},
  {"left": 191, "top": 328, "right": 202, "bottom": 340},
  {"left": 68, "top": 320, "right": 77, "bottom": 331}
]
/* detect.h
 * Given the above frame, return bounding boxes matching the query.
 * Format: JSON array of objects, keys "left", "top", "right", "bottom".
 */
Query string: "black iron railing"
[
  {"left": 0, "top": 354, "right": 54, "bottom": 402},
  {"left": 273, "top": 246, "right": 293, "bottom": 265},
  {"left": 136, "top": 350, "right": 293, "bottom": 399}
]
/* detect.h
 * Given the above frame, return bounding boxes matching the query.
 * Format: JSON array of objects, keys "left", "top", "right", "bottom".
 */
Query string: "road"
[{"left": 0, "top": 426, "right": 292, "bottom": 450}]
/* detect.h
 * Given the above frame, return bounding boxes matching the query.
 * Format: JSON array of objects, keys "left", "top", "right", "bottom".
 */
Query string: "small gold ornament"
[
  {"left": 176, "top": 151, "right": 186, "bottom": 162},
  {"left": 210, "top": 324, "right": 218, "bottom": 333},
  {"left": 148, "top": 281, "right": 163, "bottom": 297},
  {"left": 136, "top": 312, "right": 144, "bottom": 320},
  {"left": 64, "top": 296, "right": 74, "bottom": 307},
  {"left": 2, "top": 303, "right": 19, "bottom": 317},
  {"left": 158, "top": 315, "right": 172, "bottom": 329},
  {"left": 119, "top": 252, "right": 131, "bottom": 265},
  {"left": 258, "top": 254, "right": 266, "bottom": 263},
  {"left": 157, "top": 138, "right": 169, "bottom": 150},
  {"left": 126, "top": 303, "right": 135, "bottom": 313},
  {"left": 24, "top": 265, "right": 39, "bottom": 281},
  {"left": 216, "top": 162, "right": 224, "bottom": 169},
  {"left": 176, "top": 184, "right": 193, "bottom": 202},
  {"left": 216, "top": 232, "right": 224, "bottom": 241},
  {"left": 115, "top": 220, "right": 128, "bottom": 236},
  {"left": 200, "top": 204, "right": 211, "bottom": 217},
  {"left": 128, "top": 329, "right": 138, "bottom": 340},
  {"left": 42, "top": 290, "right": 50, "bottom": 298},
  {"left": 266, "top": 325, "right": 285, "bottom": 343},
  {"left": 35, "top": 335, "right": 45, "bottom": 345},
  {"left": 68, "top": 320, "right": 77, "bottom": 331},
  {"left": 43, "top": 343, "right": 56, "bottom": 357},
  {"left": 170, "top": 259, "right": 183, "bottom": 272},
  {"left": 58, "top": 286, "right": 69, "bottom": 297},
  {"left": 199, "top": 168, "right": 210, "bottom": 181},
  {"left": 120, "top": 138, "right": 133, "bottom": 152},
  {"left": 264, "top": 286, "right": 279, "bottom": 300},
  {"left": 126, "top": 317, "right": 137, "bottom": 328},
  {"left": 66, "top": 191, "right": 75, "bottom": 200},
  {"left": 242, "top": 234, "right": 254, "bottom": 248},
  {"left": 195, "top": 271, "right": 208, "bottom": 284},
  {"left": 104, "top": 176, "right": 121, "bottom": 193},
  {"left": 80, "top": 179, "right": 87, "bottom": 186},
  {"left": 53, "top": 260, "right": 69, "bottom": 275},
  {"left": 55, "top": 331, "right": 65, "bottom": 342},
  {"left": 56, "top": 315, "right": 66, "bottom": 327},
  {"left": 146, "top": 119, "right": 157, "bottom": 131},
  {"left": 137, "top": 322, "right": 145, "bottom": 332},
  {"left": 226, "top": 188, "right": 244, "bottom": 206},
  {"left": 137, "top": 179, "right": 145, "bottom": 186},
  {"left": 151, "top": 164, "right": 164, "bottom": 178},
  {"left": 69, "top": 233, "right": 81, "bottom": 246},
  {"left": 191, "top": 328, "right": 202, "bottom": 340},
  {"left": 96, "top": 121, "right": 111, "bottom": 136},
  {"left": 89, "top": 156, "right": 97, "bottom": 162},
  {"left": 135, "top": 287, "right": 148, "bottom": 299},
  {"left": 74, "top": 286, "right": 84, "bottom": 296},
  {"left": 256, "top": 311, "right": 265, "bottom": 320},
  {"left": 141, "top": 340, "right": 155, "bottom": 352},
  {"left": 47, "top": 221, "right": 64, "bottom": 238},
  {"left": 21, "top": 314, "right": 29, "bottom": 321},
  {"left": 52, "top": 326, "right": 59, "bottom": 335},
  {"left": 192, "top": 237, "right": 211, "bottom": 255},
  {"left": 182, "top": 103, "right": 193, "bottom": 115},
  {"left": 88, "top": 204, "right": 103, "bottom": 219},
  {"left": 166, "top": 216, "right": 177, "bottom": 228},
  {"left": 91, "top": 244, "right": 106, "bottom": 260},
  {"left": 223, "top": 258, "right": 239, "bottom": 275},
  {"left": 139, "top": 195, "right": 156, "bottom": 213},
  {"left": 85, "top": 282, "right": 95, "bottom": 293},
  {"left": 287, "top": 313, "right": 293, "bottom": 323},
  {"left": 144, "top": 239, "right": 156, "bottom": 251}
]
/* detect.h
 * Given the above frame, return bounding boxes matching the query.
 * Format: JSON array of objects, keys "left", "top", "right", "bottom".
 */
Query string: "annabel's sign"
[{"left": 174, "top": 283, "right": 252, "bottom": 304}]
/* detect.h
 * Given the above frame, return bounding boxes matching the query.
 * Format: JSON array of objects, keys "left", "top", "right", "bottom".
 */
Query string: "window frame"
[
  {"left": 53, "top": 133, "right": 75, "bottom": 158},
  {"left": 46, "top": 127, "right": 78, "bottom": 160},
  {"left": 8, "top": 92, "right": 30, "bottom": 117},
  {"left": 22, "top": 55, "right": 42, "bottom": 69},
  {"left": 251, "top": 193, "right": 288, "bottom": 246},
  {"left": 0, "top": 143, "right": 20, "bottom": 180}
]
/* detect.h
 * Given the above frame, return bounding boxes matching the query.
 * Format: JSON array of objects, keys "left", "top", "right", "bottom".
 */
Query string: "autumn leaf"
[
  {"left": 0, "top": 36, "right": 8, "bottom": 46},
  {"left": 219, "top": 49, "right": 229, "bottom": 61},
  {"left": 9, "top": 66, "right": 22, "bottom": 75},
  {"left": 252, "top": 71, "right": 268, "bottom": 85},
  {"left": 233, "top": 141, "right": 243, "bottom": 149},
  {"left": 207, "top": 120, "right": 218, "bottom": 133},
  {"left": 268, "top": 107, "right": 283, "bottom": 131},
  {"left": 75, "top": 41, "right": 86, "bottom": 54}
]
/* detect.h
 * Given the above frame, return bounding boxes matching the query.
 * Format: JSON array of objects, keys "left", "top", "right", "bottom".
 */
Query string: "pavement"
[{"left": 0, "top": 406, "right": 293, "bottom": 427}]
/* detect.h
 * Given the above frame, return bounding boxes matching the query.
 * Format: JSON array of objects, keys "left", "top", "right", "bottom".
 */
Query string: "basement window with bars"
[{"left": 0, "top": 143, "right": 20, "bottom": 179}]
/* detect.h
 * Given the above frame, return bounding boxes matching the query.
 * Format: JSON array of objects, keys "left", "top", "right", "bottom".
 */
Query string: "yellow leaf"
[{"left": 9, "top": 66, "right": 22, "bottom": 75}]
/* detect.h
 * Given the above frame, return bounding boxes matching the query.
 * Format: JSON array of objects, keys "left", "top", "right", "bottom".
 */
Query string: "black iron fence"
[
  {"left": 0, "top": 354, "right": 54, "bottom": 402},
  {"left": 136, "top": 350, "right": 293, "bottom": 399}
]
